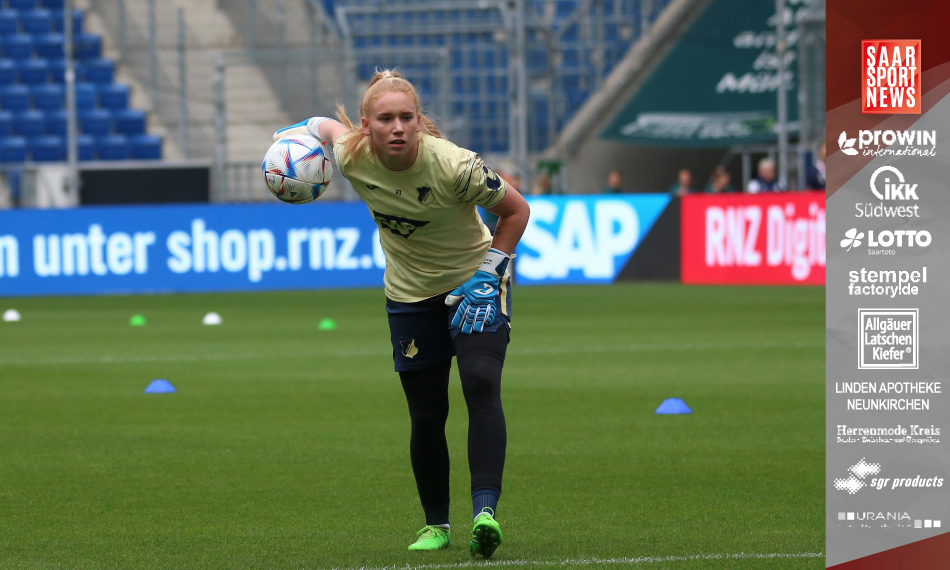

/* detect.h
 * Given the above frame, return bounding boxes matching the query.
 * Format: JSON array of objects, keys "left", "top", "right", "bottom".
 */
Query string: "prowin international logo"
[
  {"left": 838, "top": 129, "right": 936, "bottom": 157},
  {"left": 840, "top": 227, "right": 931, "bottom": 255},
  {"left": 834, "top": 458, "right": 881, "bottom": 494}
]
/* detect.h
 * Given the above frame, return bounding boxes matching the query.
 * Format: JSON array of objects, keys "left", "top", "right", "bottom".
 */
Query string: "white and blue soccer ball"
[{"left": 262, "top": 134, "right": 332, "bottom": 204}]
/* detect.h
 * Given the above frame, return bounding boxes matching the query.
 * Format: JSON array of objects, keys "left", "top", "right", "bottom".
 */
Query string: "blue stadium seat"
[
  {"left": 41, "top": 0, "right": 65, "bottom": 9},
  {"left": 97, "top": 83, "right": 127, "bottom": 109},
  {"left": 0, "top": 59, "right": 15, "bottom": 85},
  {"left": 82, "top": 57, "right": 112, "bottom": 84},
  {"left": 129, "top": 134, "right": 161, "bottom": 159},
  {"left": 79, "top": 108, "right": 110, "bottom": 135},
  {"left": 9, "top": 0, "right": 37, "bottom": 10},
  {"left": 3, "top": 35, "right": 33, "bottom": 59},
  {"left": 30, "top": 134, "right": 64, "bottom": 161},
  {"left": 0, "top": 10, "right": 18, "bottom": 36},
  {"left": 74, "top": 82, "right": 94, "bottom": 109},
  {"left": 31, "top": 83, "right": 63, "bottom": 110},
  {"left": 43, "top": 108, "right": 64, "bottom": 134},
  {"left": 113, "top": 108, "right": 145, "bottom": 135},
  {"left": 0, "top": 110, "right": 12, "bottom": 136},
  {"left": 50, "top": 9, "right": 82, "bottom": 34},
  {"left": 95, "top": 133, "right": 127, "bottom": 160},
  {"left": 13, "top": 109, "right": 44, "bottom": 137},
  {"left": 73, "top": 33, "right": 100, "bottom": 60},
  {"left": 0, "top": 136, "right": 26, "bottom": 162},
  {"left": 0, "top": 84, "right": 29, "bottom": 110},
  {"left": 34, "top": 33, "right": 63, "bottom": 58},
  {"left": 22, "top": 9, "right": 51, "bottom": 35},
  {"left": 48, "top": 57, "right": 63, "bottom": 82},
  {"left": 77, "top": 132, "right": 93, "bottom": 160},
  {"left": 16, "top": 58, "right": 47, "bottom": 84}
]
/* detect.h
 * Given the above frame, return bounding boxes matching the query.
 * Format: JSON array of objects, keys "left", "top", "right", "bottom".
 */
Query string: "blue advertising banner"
[
  {"left": 0, "top": 202, "right": 386, "bottom": 297},
  {"left": 515, "top": 194, "right": 671, "bottom": 285},
  {"left": 0, "top": 195, "right": 672, "bottom": 297}
]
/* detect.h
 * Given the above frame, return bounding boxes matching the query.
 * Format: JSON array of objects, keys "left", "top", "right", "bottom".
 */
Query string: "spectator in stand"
[
  {"left": 704, "top": 166, "right": 737, "bottom": 194},
  {"left": 805, "top": 143, "right": 826, "bottom": 190},
  {"left": 603, "top": 170, "right": 625, "bottom": 194},
  {"left": 531, "top": 173, "right": 552, "bottom": 195},
  {"left": 667, "top": 169, "right": 695, "bottom": 197},
  {"left": 746, "top": 158, "right": 785, "bottom": 193}
]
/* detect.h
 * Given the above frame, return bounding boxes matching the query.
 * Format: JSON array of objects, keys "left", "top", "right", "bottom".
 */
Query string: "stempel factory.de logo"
[{"left": 681, "top": 193, "right": 825, "bottom": 285}]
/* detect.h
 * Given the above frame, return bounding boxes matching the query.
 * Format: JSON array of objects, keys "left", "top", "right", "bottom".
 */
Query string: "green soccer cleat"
[
  {"left": 408, "top": 525, "right": 451, "bottom": 551},
  {"left": 469, "top": 507, "right": 503, "bottom": 559}
]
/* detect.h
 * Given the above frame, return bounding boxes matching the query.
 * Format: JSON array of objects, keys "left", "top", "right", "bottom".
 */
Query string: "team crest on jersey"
[
  {"left": 400, "top": 339, "right": 419, "bottom": 358},
  {"left": 416, "top": 186, "right": 433, "bottom": 206},
  {"left": 373, "top": 210, "right": 430, "bottom": 238}
]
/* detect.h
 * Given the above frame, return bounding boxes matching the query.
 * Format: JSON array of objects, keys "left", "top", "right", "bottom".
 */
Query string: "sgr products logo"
[
  {"left": 838, "top": 130, "right": 936, "bottom": 158},
  {"left": 834, "top": 457, "right": 943, "bottom": 495},
  {"left": 848, "top": 267, "right": 926, "bottom": 298},
  {"left": 834, "top": 458, "right": 881, "bottom": 494},
  {"left": 859, "top": 309, "right": 918, "bottom": 369},
  {"left": 862, "top": 40, "right": 921, "bottom": 114},
  {"left": 840, "top": 227, "right": 931, "bottom": 255}
]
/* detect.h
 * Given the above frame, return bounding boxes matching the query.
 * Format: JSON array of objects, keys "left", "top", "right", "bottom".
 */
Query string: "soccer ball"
[{"left": 262, "top": 134, "right": 332, "bottom": 204}]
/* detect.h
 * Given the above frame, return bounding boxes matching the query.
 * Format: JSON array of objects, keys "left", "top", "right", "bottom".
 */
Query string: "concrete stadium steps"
[{"left": 82, "top": 0, "right": 295, "bottom": 162}]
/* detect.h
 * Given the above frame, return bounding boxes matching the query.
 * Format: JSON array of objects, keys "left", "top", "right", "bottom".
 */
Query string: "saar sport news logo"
[
  {"left": 862, "top": 40, "right": 921, "bottom": 114},
  {"left": 834, "top": 457, "right": 943, "bottom": 495},
  {"left": 838, "top": 129, "right": 936, "bottom": 158}
]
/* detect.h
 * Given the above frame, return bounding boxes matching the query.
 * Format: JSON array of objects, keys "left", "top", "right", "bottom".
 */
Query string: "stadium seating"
[
  {"left": 0, "top": 1, "right": 160, "bottom": 162},
  {"left": 330, "top": 0, "right": 671, "bottom": 154},
  {"left": 13, "top": 109, "right": 43, "bottom": 136},
  {"left": 0, "top": 135, "right": 26, "bottom": 162},
  {"left": 96, "top": 133, "right": 127, "bottom": 160}
]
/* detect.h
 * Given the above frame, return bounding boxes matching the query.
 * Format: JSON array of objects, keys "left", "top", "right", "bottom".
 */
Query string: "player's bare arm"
[{"left": 486, "top": 186, "right": 529, "bottom": 256}]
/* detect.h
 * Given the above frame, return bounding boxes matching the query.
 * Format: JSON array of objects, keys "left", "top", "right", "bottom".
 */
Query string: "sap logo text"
[
  {"left": 705, "top": 202, "right": 825, "bottom": 281},
  {"left": 34, "top": 225, "right": 156, "bottom": 277},
  {"left": 838, "top": 130, "right": 936, "bottom": 157},
  {"left": 372, "top": 211, "right": 430, "bottom": 238},
  {"left": 870, "top": 166, "right": 917, "bottom": 200},
  {"left": 519, "top": 200, "right": 639, "bottom": 280}
]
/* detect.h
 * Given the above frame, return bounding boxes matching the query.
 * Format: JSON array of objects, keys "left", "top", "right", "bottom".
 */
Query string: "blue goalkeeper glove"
[
  {"left": 272, "top": 117, "right": 331, "bottom": 142},
  {"left": 445, "top": 248, "right": 511, "bottom": 334}
]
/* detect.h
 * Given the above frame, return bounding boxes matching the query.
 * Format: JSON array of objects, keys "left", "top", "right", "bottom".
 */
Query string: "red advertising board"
[{"left": 681, "top": 192, "right": 826, "bottom": 285}]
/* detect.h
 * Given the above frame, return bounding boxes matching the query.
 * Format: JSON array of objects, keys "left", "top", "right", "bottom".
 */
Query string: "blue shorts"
[{"left": 387, "top": 278, "right": 513, "bottom": 372}]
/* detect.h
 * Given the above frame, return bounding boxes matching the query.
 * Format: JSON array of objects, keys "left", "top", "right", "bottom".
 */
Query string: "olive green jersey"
[{"left": 334, "top": 132, "right": 507, "bottom": 303}]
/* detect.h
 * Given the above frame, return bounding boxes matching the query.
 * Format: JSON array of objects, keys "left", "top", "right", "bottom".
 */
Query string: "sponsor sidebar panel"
[{"left": 826, "top": 2, "right": 950, "bottom": 567}]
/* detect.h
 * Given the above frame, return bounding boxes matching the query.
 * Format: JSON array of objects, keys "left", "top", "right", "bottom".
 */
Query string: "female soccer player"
[{"left": 274, "top": 70, "right": 530, "bottom": 558}]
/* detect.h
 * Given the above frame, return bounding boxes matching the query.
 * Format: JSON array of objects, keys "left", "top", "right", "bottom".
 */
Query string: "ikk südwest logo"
[{"left": 862, "top": 40, "right": 921, "bottom": 114}]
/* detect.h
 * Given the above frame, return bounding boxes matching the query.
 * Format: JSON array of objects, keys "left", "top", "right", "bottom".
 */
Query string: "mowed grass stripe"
[
  {"left": 0, "top": 340, "right": 822, "bottom": 366},
  {"left": 0, "top": 284, "right": 824, "bottom": 569}
]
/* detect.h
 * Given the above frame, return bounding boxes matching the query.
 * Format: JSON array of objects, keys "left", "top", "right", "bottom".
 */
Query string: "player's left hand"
[
  {"left": 446, "top": 270, "right": 500, "bottom": 334},
  {"left": 445, "top": 248, "right": 511, "bottom": 334}
]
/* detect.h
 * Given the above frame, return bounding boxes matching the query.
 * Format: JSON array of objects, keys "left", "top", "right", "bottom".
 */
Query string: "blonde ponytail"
[{"left": 335, "top": 69, "right": 443, "bottom": 164}]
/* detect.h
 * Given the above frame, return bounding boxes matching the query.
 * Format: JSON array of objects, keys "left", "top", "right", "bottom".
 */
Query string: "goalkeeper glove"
[
  {"left": 445, "top": 248, "right": 511, "bottom": 334},
  {"left": 272, "top": 117, "right": 332, "bottom": 143}
]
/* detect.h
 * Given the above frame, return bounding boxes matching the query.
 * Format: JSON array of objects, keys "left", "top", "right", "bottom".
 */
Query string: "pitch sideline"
[{"left": 325, "top": 552, "right": 824, "bottom": 570}]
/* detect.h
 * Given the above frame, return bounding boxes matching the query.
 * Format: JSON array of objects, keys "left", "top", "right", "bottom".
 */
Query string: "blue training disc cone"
[
  {"left": 145, "top": 379, "right": 176, "bottom": 394},
  {"left": 655, "top": 398, "right": 692, "bottom": 414}
]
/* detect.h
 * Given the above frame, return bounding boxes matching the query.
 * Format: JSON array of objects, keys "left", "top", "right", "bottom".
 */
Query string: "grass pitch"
[{"left": 0, "top": 283, "right": 824, "bottom": 569}]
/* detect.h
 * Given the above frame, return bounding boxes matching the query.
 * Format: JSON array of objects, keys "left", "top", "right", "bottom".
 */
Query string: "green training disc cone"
[
  {"left": 318, "top": 318, "right": 337, "bottom": 331},
  {"left": 129, "top": 314, "right": 147, "bottom": 327}
]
